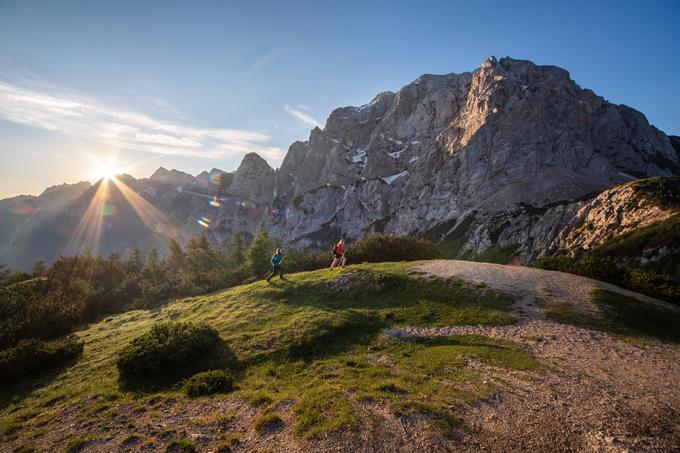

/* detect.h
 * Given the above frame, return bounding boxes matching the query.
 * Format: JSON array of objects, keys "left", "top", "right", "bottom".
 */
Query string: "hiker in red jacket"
[{"left": 330, "top": 239, "right": 346, "bottom": 269}]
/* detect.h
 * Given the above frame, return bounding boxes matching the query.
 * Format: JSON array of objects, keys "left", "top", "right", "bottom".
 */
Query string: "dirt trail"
[{"left": 400, "top": 260, "right": 680, "bottom": 452}]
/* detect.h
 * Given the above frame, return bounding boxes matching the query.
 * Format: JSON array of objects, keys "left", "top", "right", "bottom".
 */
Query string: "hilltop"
[{"left": 2, "top": 261, "right": 679, "bottom": 452}]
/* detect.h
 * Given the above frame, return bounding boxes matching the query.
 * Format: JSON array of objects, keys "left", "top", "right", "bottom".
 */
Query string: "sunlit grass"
[{"left": 1, "top": 262, "right": 540, "bottom": 444}]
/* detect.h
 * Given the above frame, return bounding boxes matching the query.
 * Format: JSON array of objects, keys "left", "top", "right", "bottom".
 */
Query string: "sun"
[{"left": 92, "top": 158, "right": 121, "bottom": 181}]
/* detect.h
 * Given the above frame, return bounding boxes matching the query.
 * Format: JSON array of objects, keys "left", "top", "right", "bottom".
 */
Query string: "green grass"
[
  {"left": 121, "top": 433, "right": 141, "bottom": 445},
  {"left": 166, "top": 438, "right": 197, "bottom": 452},
  {"left": 65, "top": 435, "right": 99, "bottom": 452},
  {"left": 12, "top": 443, "right": 35, "bottom": 453},
  {"left": 593, "top": 289, "right": 680, "bottom": 342},
  {"left": 215, "top": 434, "right": 240, "bottom": 453},
  {"left": 254, "top": 412, "right": 283, "bottom": 433},
  {"left": 544, "top": 289, "right": 680, "bottom": 343},
  {"left": 0, "top": 262, "right": 534, "bottom": 443}
]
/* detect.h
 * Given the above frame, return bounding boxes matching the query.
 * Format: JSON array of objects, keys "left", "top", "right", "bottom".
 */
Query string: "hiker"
[
  {"left": 329, "top": 239, "right": 346, "bottom": 269},
  {"left": 266, "top": 247, "right": 285, "bottom": 282}
]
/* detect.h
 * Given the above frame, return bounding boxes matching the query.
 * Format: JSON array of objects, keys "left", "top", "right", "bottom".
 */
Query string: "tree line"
[{"left": 0, "top": 229, "right": 438, "bottom": 352}]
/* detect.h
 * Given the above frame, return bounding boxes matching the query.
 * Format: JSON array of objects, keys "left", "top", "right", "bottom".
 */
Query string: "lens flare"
[
  {"left": 197, "top": 216, "right": 211, "bottom": 228},
  {"left": 209, "top": 196, "right": 221, "bottom": 207}
]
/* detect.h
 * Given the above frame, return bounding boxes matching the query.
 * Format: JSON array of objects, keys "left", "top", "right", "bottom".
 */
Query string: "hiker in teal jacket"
[{"left": 266, "top": 247, "right": 285, "bottom": 282}]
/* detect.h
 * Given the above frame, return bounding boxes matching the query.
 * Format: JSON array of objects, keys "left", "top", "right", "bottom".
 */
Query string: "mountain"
[
  {"left": 1, "top": 56, "right": 679, "bottom": 270},
  {"left": 268, "top": 57, "right": 678, "bottom": 261}
]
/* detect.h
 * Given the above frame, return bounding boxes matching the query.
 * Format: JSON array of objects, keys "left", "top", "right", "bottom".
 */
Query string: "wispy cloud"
[
  {"left": 0, "top": 80, "right": 285, "bottom": 162},
  {"left": 243, "top": 49, "right": 286, "bottom": 77},
  {"left": 284, "top": 103, "right": 322, "bottom": 129}
]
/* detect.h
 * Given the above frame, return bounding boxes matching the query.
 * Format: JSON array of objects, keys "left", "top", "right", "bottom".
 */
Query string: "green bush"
[
  {"left": 0, "top": 336, "right": 83, "bottom": 386},
  {"left": 285, "top": 235, "right": 439, "bottom": 274},
  {"left": 117, "top": 322, "right": 221, "bottom": 378},
  {"left": 183, "top": 370, "right": 234, "bottom": 397},
  {"left": 349, "top": 234, "right": 439, "bottom": 263}
]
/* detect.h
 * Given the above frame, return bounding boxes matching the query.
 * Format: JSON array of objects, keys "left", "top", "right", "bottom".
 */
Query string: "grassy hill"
[{"left": 1, "top": 262, "right": 542, "bottom": 451}]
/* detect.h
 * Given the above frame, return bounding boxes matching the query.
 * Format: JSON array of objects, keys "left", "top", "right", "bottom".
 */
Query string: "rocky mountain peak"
[
  {"left": 236, "top": 152, "right": 274, "bottom": 176},
  {"left": 149, "top": 167, "right": 195, "bottom": 185}
]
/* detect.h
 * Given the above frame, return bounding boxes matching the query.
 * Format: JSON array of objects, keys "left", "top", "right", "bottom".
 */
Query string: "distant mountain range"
[{"left": 2, "top": 56, "right": 679, "bottom": 271}]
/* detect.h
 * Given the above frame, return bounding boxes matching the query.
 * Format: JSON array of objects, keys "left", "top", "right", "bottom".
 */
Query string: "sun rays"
[
  {"left": 66, "top": 160, "right": 186, "bottom": 256},
  {"left": 109, "top": 176, "right": 184, "bottom": 247},
  {"left": 66, "top": 177, "right": 111, "bottom": 256}
]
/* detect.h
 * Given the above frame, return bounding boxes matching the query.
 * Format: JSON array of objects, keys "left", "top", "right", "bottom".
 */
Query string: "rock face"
[
  {"left": 1, "top": 56, "right": 679, "bottom": 269},
  {"left": 267, "top": 56, "right": 678, "bottom": 260}
]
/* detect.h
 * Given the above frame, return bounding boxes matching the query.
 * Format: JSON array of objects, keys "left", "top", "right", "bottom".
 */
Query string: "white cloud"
[
  {"left": 284, "top": 103, "right": 322, "bottom": 129},
  {"left": 0, "top": 80, "right": 284, "bottom": 163}
]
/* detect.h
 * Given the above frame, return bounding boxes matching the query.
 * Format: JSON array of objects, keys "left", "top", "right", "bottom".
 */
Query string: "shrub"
[
  {"left": 0, "top": 335, "right": 84, "bottom": 386},
  {"left": 117, "top": 322, "right": 221, "bottom": 378},
  {"left": 285, "top": 235, "right": 439, "bottom": 273},
  {"left": 183, "top": 370, "right": 234, "bottom": 397},
  {"left": 349, "top": 235, "right": 439, "bottom": 263}
]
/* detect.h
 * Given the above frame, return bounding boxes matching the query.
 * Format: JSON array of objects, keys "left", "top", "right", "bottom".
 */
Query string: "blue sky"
[{"left": 1, "top": 0, "right": 679, "bottom": 198}]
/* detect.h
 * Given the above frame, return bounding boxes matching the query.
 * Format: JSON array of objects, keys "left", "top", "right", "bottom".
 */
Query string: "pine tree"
[
  {"left": 246, "top": 226, "right": 272, "bottom": 277},
  {"left": 127, "top": 248, "right": 145, "bottom": 274},
  {"left": 166, "top": 239, "right": 186, "bottom": 270},
  {"left": 228, "top": 231, "right": 246, "bottom": 267},
  {"left": 186, "top": 233, "right": 217, "bottom": 273},
  {"left": 144, "top": 249, "right": 163, "bottom": 279}
]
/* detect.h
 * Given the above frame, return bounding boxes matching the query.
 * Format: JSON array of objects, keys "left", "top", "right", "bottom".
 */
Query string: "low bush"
[
  {"left": 183, "top": 370, "right": 234, "bottom": 397},
  {"left": 0, "top": 336, "right": 83, "bottom": 386},
  {"left": 117, "top": 322, "right": 221, "bottom": 378},
  {"left": 348, "top": 234, "right": 439, "bottom": 263},
  {"left": 285, "top": 235, "right": 439, "bottom": 274}
]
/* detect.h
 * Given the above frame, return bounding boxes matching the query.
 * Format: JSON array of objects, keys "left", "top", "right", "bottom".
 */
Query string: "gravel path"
[{"left": 396, "top": 260, "right": 680, "bottom": 452}]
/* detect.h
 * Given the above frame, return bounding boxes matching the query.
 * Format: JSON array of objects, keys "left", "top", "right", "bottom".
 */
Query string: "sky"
[{"left": 0, "top": 0, "right": 679, "bottom": 198}]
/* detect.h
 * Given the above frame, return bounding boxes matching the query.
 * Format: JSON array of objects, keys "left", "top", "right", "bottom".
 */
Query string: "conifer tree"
[
  {"left": 228, "top": 231, "right": 246, "bottom": 267},
  {"left": 246, "top": 226, "right": 272, "bottom": 277},
  {"left": 166, "top": 239, "right": 186, "bottom": 271}
]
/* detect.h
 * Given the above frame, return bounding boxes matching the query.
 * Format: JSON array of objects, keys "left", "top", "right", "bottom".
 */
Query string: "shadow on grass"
[
  {"left": 118, "top": 339, "right": 240, "bottom": 394},
  {"left": 285, "top": 310, "right": 384, "bottom": 362},
  {"left": 0, "top": 354, "right": 81, "bottom": 410},
  {"left": 545, "top": 289, "right": 680, "bottom": 344},
  {"left": 594, "top": 289, "right": 680, "bottom": 343}
]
